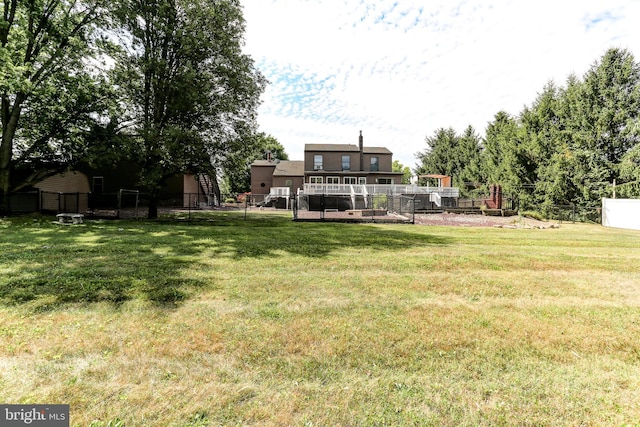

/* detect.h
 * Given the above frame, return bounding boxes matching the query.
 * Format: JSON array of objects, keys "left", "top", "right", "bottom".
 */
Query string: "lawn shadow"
[
  {"left": 162, "top": 212, "right": 451, "bottom": 259},
  {"left": 0, "top": 220, "right": 209, "bottom": 310},
  {"left": 0, "top": 214, "right": 450, "bottom": 310}
]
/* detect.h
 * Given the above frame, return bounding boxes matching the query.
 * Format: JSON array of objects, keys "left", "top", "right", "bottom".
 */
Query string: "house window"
[
  {"left": 314, "top": 155, "right": 323, "bottom": 170},
  {"left": 309, "top": 176, "right": 323, "bottom": 191},
  {"left": 358, "top": 177, "right": 367, "bottom": 185},
  {"left": 342, "top": 155, "right": 350, "bottom": 170},
  {"left": 285, "top": 179, "right": 293, "bottom": 188},
  {"left": 93, "top": 176, "right": 104, "bottom": 193},
  {"left": 327, "top": 176, "right": 339, "bottom": 191},
  {"left": 370, "top": 157, "right": 379, "bottom": 172},
  {"left": 344, "top": 177, "right": 357, "bottom": 185},
  {"left": 378, "top": 178, "right": 394, "bottom": 184}
]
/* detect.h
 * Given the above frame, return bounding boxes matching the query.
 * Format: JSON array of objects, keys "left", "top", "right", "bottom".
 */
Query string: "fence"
[
  {"left": 293, "top": 193, "right": 415, "bottom": 223},
  {"left": 602, "top": 198, "right": 640, "bottom": 231},
  {"left": 8, "top": 190, "right": 212, "bottom": 218},
  {"left": 414, "top": 195, "right": 516, "bottom": 212},
  {"left": 7, "top": 191, "right": 39, "bottom": 213}
]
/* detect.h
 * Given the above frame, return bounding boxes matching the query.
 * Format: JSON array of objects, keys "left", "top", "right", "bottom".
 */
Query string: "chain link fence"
[
  {"left": 293, "top": 194, "right": 415, "bottom": 223},
  {"left": 8, "top": 190, "right": 213, "bottom": 219}
]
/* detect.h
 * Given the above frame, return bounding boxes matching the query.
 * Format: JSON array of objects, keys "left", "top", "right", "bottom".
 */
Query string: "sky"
[{"left": 241, "top": 0, "right": 640, "bottom": 169}]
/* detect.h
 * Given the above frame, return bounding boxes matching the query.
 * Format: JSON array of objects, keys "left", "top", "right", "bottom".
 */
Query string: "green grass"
[{"left": 1, "top": 211, "right": 640, "bottom": 426}]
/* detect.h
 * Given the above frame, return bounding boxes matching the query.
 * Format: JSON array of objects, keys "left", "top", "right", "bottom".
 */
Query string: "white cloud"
[{"left": 242, "top": 0, "right": 640, "bottom": 169}]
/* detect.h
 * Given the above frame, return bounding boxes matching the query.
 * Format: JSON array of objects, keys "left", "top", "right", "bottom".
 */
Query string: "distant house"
[
  {"left": 250, "top": 131, "right": 462, "bottom": 212},
  {"left": 304, "top": 131, "right": 404, "bottom": 186},
  {"left": 250, "top": 160, "right": 304, "bottom": 206},
  {"left": 14, "top": 160, "right": 216, "bottom": 214},
  {"left": 250, "top": 131, "right": 403, "bottom": 205}
]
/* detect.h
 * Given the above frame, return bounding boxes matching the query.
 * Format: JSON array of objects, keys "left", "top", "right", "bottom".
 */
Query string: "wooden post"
[{"left": 613, "top": 179, "right": 616, "bottom": 199}]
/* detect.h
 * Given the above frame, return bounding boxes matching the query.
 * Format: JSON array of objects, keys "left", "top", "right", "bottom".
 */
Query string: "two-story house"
[
  {"left": 250, "top": 131, "right": 403, "bottom": 203},
  {"left": 304, "top": 131, "right": 403, "bottom": 187}
]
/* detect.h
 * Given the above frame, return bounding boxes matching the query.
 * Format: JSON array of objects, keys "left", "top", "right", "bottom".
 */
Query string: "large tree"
[
  {"left": 392, "top": 160, "right": 412, "bottom": 184},
  {"left": 618, "top": 144, "right": 640, "bottom": 197},
  {"left": 112, "top": 0, "right": 265, "bottom": 218},
  {"left": 415, "top": 126, "right": 484, "bottom": 193},
  {"left": 0, "top": 0, "right": 111, "bottom": 212},
  {"left": 414, "top": 127, "right": 460, "bottom": 179},
  {"left": 455, "top": 125, "right": 484, "bottom": 194},
  {"left": 223, "top": 132, "right": 288, "bottom": 194},
  {"left": 568, "top": 48, "right": 640, "bottom": 211}
]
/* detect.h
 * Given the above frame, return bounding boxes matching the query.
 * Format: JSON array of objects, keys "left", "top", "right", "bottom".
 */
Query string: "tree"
[
  {"left": 1, "top": 0, "right": 111, "bottom": 212},
  {"left": 223, "top": 132, "right": 288, "bottom": 194},
  {"left": 568, "top": 48, "right": 640, "bottom": 210},
  {"left": 578, "top": 48, "right": 640, "bottom": 166},
  {"left": 482, "top": 112, "right": 520, "bottom": 191},
  {"left": 455, "top": 125, "right": 483, "bottom": 194},
  {"left": 618, "top": 143, "right": 640, "bottom": 197},
  {"left": 392, "top": 160, "right": 412, "bottom": 184},
  {"left": 112, "top": 0, "right": 265, "bottom": 218},
  {"left": 414, "top": 127, "right": 460, "bottom": 179},
  {"left": 530, "top": 49, "right": 640, "bottom": 216}
]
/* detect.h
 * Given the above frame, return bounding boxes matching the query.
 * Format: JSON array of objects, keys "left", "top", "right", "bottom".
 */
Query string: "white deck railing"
[
  {"left": 269, "top": 187, "right": 290, "bottom": 197},
  {"left": 301, "top": 184, "right": 459, "bottom": 198},
  {"left": 264, "top": 187, "right": 290, "bottom": 205}
]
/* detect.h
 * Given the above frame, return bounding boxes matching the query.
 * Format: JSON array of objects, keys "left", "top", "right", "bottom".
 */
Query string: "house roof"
[
  {"left": 305, "top": 144, "right": 360, "bottom": 152},
  {"left": 304, "top": 144, "right": 392, "bottom": 154},
  {"left": 251, "top": 160, "right": 277, "bottom": 166},
  {"left": 273, "top": 160, "right": 304, "bottom": 177},
  {"left": 364, "top": 147, "right": 392, "bottom": 154}
]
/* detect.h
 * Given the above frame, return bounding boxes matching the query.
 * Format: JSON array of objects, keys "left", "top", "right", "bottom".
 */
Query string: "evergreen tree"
[
  {"left": 456, "top": 125, "right": 484, "bottom": 195},
  {"left": 415, "top": 127, "right": 460, "bottom": 179}
]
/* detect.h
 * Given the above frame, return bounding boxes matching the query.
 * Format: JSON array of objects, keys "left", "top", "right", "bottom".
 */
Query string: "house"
[
  {"left": 304, "top": 131, "right": 404, "bottom": 187},
  {"left": 250, "top": 131, "right": 403, "bottom": 204},
  {"left": 250, "top": 159, "right": 304, "bottom": 206},
  {"left": 250, "top": 131, "right": 462, "bottom": 213},
  {"left": 13, "top": 160, "right": 216, "bottom": 214}
]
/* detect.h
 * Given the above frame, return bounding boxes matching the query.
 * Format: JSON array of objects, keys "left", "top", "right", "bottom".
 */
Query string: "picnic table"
[{"left": 56, "top": 213, "right": 84, "bottom": 224}]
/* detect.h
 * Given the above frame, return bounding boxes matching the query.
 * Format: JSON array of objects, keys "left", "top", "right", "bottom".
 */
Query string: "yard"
[{"left": 1, "top": 211, "right": 639, "bottom": 426}]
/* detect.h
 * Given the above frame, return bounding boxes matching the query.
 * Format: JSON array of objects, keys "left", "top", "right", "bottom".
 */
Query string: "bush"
[{"left": 520, "top": 210, "right": 545, "bottom": 221}]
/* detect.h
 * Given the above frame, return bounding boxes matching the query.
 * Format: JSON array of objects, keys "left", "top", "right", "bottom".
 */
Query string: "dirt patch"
[{"left": 414, "top": 212, "right": 560, "bottom": 229}]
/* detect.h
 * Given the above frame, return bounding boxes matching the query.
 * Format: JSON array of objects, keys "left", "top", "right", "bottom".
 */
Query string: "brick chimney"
[{"left": 359, "top": 130, "right": 364, "bottom": 171}]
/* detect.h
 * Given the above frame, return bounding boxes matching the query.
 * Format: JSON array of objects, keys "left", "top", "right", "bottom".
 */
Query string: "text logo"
[{"left": 1, "top": 405, "right": 69, "bottom": 427}]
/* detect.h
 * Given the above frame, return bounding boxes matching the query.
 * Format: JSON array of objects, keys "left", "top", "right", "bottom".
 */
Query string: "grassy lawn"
[{"left": 1, "top": 211, "right": 640, "bottom": 426}]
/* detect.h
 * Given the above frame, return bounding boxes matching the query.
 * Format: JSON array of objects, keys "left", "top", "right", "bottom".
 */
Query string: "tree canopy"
[
  {"left": 1, "top": 0, "right": 265, "bottom": 216},
  {"left": 415, "top": 47, "right": 640, "bottom": 219},
  {"left": 223, "top": 132, "right": 288, "bottom": 194},
  {"left": 1, "top": 0, "right": 112, "bottom": 212},
  {"left": 111, "top": 0, "right": 265, "bottom": 217},
  {"left": 392, "top": 160, "right": 412, "bottom": 184}
]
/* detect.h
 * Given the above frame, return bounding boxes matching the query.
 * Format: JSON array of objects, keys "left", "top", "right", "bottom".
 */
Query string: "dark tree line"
[
  {"left": 415, "top": 48, "right": 640, "bottom": 219},
  {"left": 1, "top": 0, "right": 270, "bottom": 217}
]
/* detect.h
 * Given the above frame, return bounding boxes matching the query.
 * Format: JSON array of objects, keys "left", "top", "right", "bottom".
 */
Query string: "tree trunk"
[
  {"left": 211, "top": 173, "right": 221, "bottom": 206},
  {"left": 0, "top": 170, "right": 10, "bottom": 214},
  {"left": 1, "top": 94, "right": 26, "bottom": 214},
  {"left": 147, "top": 195, "right": 158, "bottom": 219}
]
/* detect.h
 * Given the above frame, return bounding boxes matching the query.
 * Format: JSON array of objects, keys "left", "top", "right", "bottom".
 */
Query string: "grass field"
[{"left": 1, "top": 211, "right": 640, "bottom": 426}]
